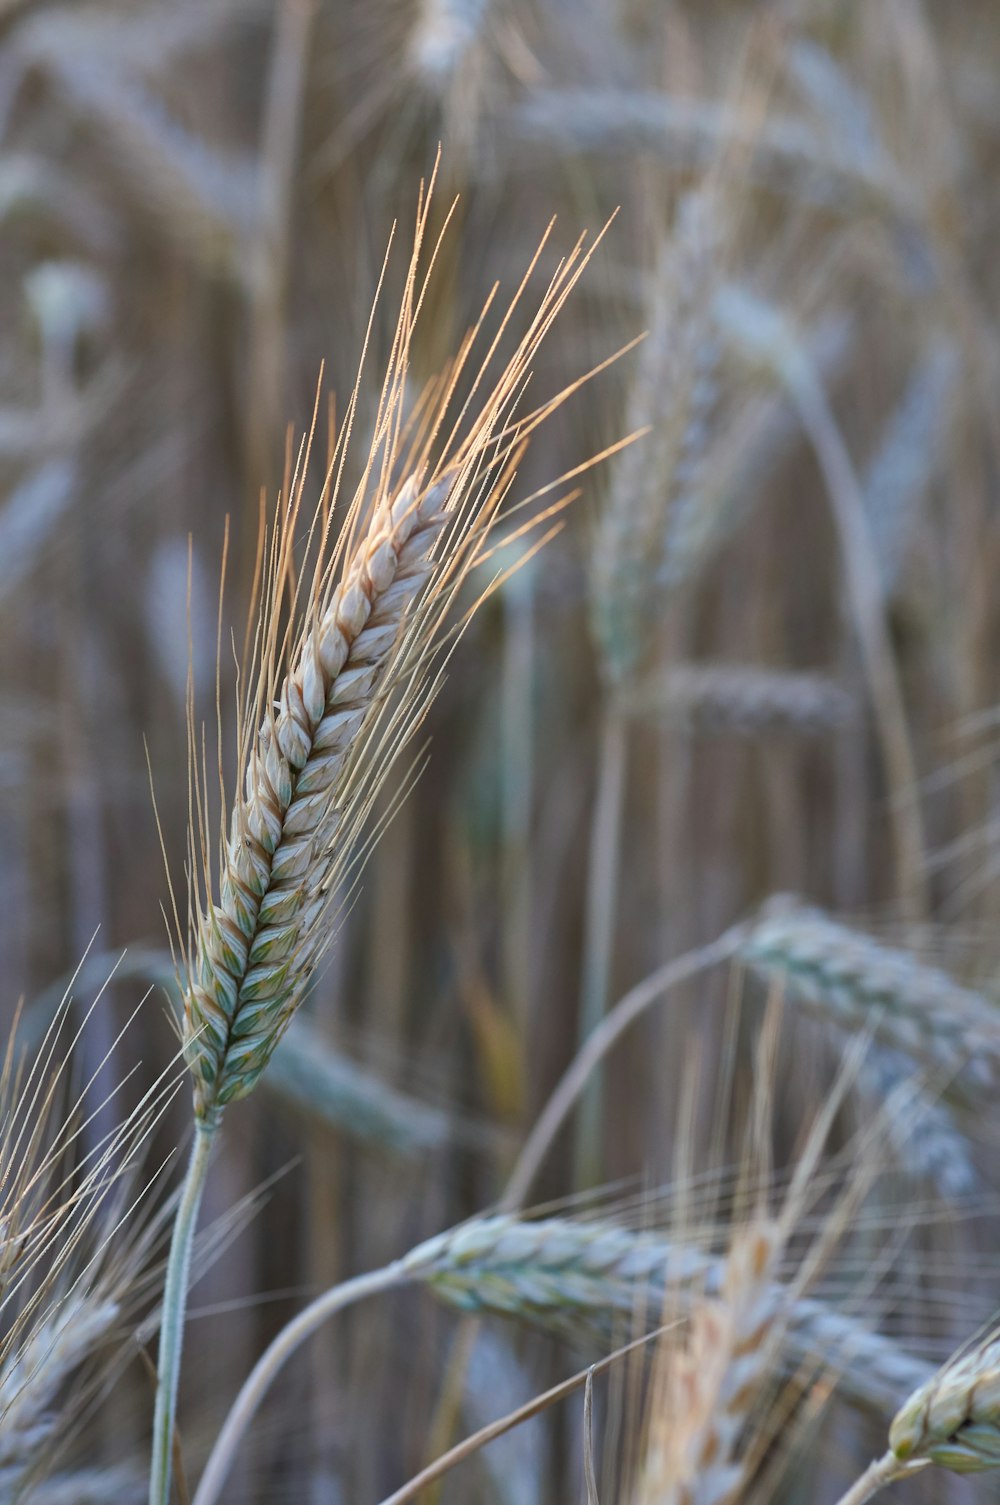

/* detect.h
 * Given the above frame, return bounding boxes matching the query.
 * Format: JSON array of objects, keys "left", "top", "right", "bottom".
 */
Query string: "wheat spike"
[
  {"left": 180, "top": 201, "right": 609, "bottom": 1124},
  {"left": 0, "top": 1299, "right": 120, "bottom": 1495},
  {"left": 591, "top": 189, "right": 721, "bottom": 686},
  {"left": 183, "top": 470, "right": 453, "bottom": 1118},
  {"left": 401, "top": 1214, "right": 933, "bottom": 1418},
  {"left": 889, "top": 1332, "right": 1000, "bottom": 1474},
  {"left": 623, "top": 664, "right": 856, "bottom": 737},
  {"left": 862, "top": 342, "right": 958, "bottom": 593},
  {"left": 502, "top": 91, "right": 912, "bottom": 217},
  {"left": 857, "top": 1046, "right": 978, "bottom": 1200},
  {"left": 32, "top": 1468, "right": 145, "bottom": 1505},
  {"left": 635, "top": 1223, "right": 782, "bottom": 1505},
  {"left": 833, "top": 1329, "right": 1000, "bottom": 1505},
  {"left": 741, "top": 898, "right": 1000, "bottom": 1103}
]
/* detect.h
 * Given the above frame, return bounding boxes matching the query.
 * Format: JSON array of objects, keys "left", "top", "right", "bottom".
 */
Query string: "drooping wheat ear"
[
  {"left": 857, "top": 1046, "right": 978, "bottom": 1200},
  {"left": 622, "top": 664, "right": 856, "bottom": 738},
  {"left": 634, "top": 1223, "right": 782, "bottom": 1505},
  {"left": 832, "top": 1331, "right": 1000, "bottom": 1505},
  {"left": 591, "top": 188, "right": 721, "bottom": 687},
  {"left": 194, "top": 1182, "right": 936, "bottom": 1505},
  {"left": 741, "top": 898, "right": 1000, "bottom": 1104},
  {"left": 502, "top": 91, "right": 914, "bottom": 219},
  {"left": 400, "top": 1214, "right": 933, "bottom": 1417}
]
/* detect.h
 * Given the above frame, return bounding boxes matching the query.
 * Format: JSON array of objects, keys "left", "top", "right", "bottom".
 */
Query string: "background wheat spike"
[
  {"left": 401, "top": 1213, "right": 933, "bottom": 1418},
  {"left": 832, "top": 1330, "right": 1000, "bottom": 1505},
  {"left": 741, "top": 898, "right": 1000, "bottom": 1102}
]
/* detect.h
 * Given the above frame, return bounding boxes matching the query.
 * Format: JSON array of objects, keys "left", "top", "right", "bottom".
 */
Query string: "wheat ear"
[
  {"left": 623, "top": 664, "right": 855, "bottom": 737},
  {"left": 193, "top": 1207, "right": 935, "bottom": 1505},
  {"left": 182, "top": 468, "right": 452, "bottom": 1120},
  {"left": 832, "top": 1329, "right": 1000, "bottom": 1505},
  {"left": 152, "top": 188, "right": 613, "bottom": 1505},
  {"left": 634, "top": 1223, "right": 781, "bottom": 1505},
  {"left": 741, "top": 897, "right": 1000, "bottom": 1103}
]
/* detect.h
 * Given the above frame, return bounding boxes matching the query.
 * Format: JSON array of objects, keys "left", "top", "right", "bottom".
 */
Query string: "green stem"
[
  {"left": 192, "top": 1260, "right": 406, "bottom": 1505},
  {"left": 572, "top": 708, "right": 627, "bottom": 1188},
  {"left": 830, "top": 1452, "right": 905, "bottom": 1505},
  {"left": 149, "top": 1119, "right": 217, "bottom": 1505}
]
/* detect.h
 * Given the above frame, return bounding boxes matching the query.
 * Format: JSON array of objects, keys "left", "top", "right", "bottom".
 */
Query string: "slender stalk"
[
  {"left": 192, "top": 1261, "right": 406, "bottom": 1505},
  {"left": 786, "top": 361, "right": 928, "bottom": 921},
  {"left": 830, "top": 1452, "right": 906, "bottom": 1505},
  {"left": 149, "top": 1121, "right": 217, "bottom": 1505},
  {"left": 572, "top": 708, "right": 627, "bottom": 1187},
  {"left": 505, "top": 926, "right": 745, "bottom": 1208}
]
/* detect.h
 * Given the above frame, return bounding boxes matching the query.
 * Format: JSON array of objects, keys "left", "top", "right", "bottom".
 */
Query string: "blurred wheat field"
[{"left": 2, "top": 1, "right": 1000, "bottom": 1502}]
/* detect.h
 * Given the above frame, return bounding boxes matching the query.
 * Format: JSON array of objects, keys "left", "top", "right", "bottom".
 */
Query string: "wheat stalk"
[{"left": 741, "top": 898, "right": 1000, "bottom": 1102}]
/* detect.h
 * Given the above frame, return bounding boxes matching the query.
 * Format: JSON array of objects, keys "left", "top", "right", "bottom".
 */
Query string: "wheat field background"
[{"left": 2, "top": 1, "right": 1000, "bottom": 1502}]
